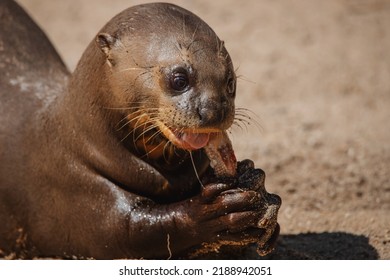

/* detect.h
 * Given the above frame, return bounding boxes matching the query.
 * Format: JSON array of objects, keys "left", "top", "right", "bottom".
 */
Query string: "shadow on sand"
[{"left": 198, "top": 232, "right": 379, "bottom": 260}]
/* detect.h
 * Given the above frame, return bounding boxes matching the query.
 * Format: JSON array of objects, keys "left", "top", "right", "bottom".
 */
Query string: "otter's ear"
[
  {"left": 96, "top": 33, "right": 118, "bottom": 67},
  {"left": 96, "top": 33, "right": 117, "bottom": 54}
]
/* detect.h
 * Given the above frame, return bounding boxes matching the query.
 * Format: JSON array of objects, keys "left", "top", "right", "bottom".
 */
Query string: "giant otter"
[{"left": 0, "top": 0, "right": 280, "bottom": 259}]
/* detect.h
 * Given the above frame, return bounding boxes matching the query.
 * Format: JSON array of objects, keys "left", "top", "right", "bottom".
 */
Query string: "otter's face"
[
  {"left": 97, "top": 10, "right": 236, "bottom": 152},
  {"left": 150, "top": 37, "right": 236, "bottom": 151}
]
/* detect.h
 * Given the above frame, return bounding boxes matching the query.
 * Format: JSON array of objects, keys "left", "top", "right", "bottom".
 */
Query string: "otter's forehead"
[
  {"left": 121, "top": 3, "right": 215, "bottom": 36},
  {"left": 105, "top": 3, "right": 230, "bottom": 70},
  {"left": 109, "top": 3, "right": 216, "bottom": 41},
  {"left": 145, "top": 33, "right": 229, "bottom": 70}
]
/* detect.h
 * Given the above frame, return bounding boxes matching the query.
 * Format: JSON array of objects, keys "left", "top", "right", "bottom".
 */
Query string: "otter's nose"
[{"left": 197, "top": 99, "right": 229, "bottom": 127}]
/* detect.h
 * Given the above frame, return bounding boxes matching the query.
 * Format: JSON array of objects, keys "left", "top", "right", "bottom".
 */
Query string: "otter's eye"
[
  {"left": 227, "top": 77, "right": 236, "bottom": 97},
  {"left": 170, "top": 71, "right": 189, "bottom": 92}
]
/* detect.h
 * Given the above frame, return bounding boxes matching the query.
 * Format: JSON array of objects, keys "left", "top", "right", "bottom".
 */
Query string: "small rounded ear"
[{"left": 96, "top": 33, "right": 117, "bottom": 56}]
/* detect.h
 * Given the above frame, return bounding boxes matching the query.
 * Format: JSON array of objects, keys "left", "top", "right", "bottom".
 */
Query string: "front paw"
[
  {"left": 199, "top": 159, "right": 281, "bottom": 255},
  {"left": 174, "top": 160, "right": 281, "bottom": 257},
  {"left": 180, "top": 182, "right": 264, "bottom": 240}
]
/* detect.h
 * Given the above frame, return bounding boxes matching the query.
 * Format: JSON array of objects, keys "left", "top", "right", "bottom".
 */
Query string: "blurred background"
[{"left": 17, "top": 0, "right": 390, "bottom": 259}]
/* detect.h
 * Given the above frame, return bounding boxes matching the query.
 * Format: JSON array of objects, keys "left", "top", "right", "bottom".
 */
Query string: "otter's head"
[{"left": 96, "top": 3, "right": 236, "bottom": 153}]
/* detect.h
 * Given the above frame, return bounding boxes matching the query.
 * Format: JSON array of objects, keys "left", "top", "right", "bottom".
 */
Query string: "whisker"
[
  {"left": 105, "top": 104, "right": 146, "bottom": 111},
  {"left": 236, "top": 74, "right": 256, "bottom": 84},
  {"left": 132, "top": 117, "right": 154, "bottom": 147},
  {"left": 117, "top": 111, "right": 149, "bottom": 131},
  {"left": 236, "top": 107, "right": 262, "bottom": 121},
  {"left": 133, "top": 123, "right": 160, "bottom": 143},
  {"left": 117, "top": 67, "right": 145, "bottom": 73},
  {"left": 116, "top": 111, "right": 146, "bottom": 131},
  {"left": 175, "top": 42, "right": 183, "bottom": 53},
  {"left": 189, "top": 151, "right": 204, "bottom": 188},
  {"left": 143, "top": 125, "right": 163, "bottom": 145},
  {"left": 187, "top": 37, "right": 201, "bottom": 53},
  {"left": 141, "top": 120, "right": 149, "bottom": 153},
  {"left": 173, "top": 145, "right": 182, "bottom": 157},
  {"left": 182, "top": 12, "right": 187, "bottom": 38},
  {"left": 162, "top": 141, "right": 173, "bottom": 163},
  {"left": 190, "top": 23, "right": 200, "bottom": 47},
  {"left": 140, "top": 75, "right": 154, "bottom": 88},
  {"left": 233, "top": 119, "right": 250, "bottom": 132},
  {"left": 120, "top": 113, "right": 150, "bottom": 143},
  {"left": 234, "top": 65, "right": 241, "bottom": 74},
  {"left": 234, "top": 107, "right": 264, "bottom": 133},
  {"left": 115, "top": 107, "right": 159, "bottom": 131},
  {"left": 232, "top": 120, "right": 247, "bottom": 132},
  {"left": 140, "top": 137, "right": 165, "bottom": 159},
  {"left": 133, "top": 71, "right": 152, "bottom": 86},
  {"left": 192, "top": 46, "right": 207, "bottom": 55}
]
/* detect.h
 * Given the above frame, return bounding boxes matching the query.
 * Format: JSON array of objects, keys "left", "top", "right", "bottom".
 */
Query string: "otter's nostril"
[{"left": 197, "top": 106, "right": 223, "bottom": 126}]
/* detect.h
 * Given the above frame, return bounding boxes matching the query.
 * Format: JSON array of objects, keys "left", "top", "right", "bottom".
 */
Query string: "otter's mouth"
[
  {"left": 170, "top": 129, "right": 210, "bottom": 150},
  {"left": 156, "top": 120, "right": 220, "bottom": 151}
]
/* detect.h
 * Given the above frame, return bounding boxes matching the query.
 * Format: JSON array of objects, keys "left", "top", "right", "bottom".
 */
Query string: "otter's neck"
[
  {"left": 67, "top": 42, "right": 120, "bottom": 132},
  {"left": 53, "top": 42, "right": 152, "bottom": 184}
]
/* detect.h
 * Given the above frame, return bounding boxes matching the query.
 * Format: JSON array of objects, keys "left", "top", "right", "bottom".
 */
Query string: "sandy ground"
[{"left": 15, "top": 0, "right": 390, "bottom": 259}]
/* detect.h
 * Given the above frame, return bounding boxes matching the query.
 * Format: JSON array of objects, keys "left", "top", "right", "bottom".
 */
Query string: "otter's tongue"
[{"left": 182, "top": 132, "right": 210, "bottom": 150}]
